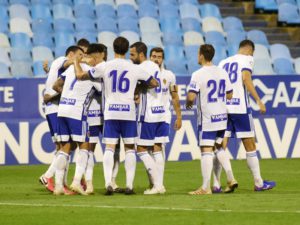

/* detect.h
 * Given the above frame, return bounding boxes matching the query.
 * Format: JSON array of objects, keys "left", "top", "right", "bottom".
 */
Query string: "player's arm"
[
  {"left": 73, "top": 58, "right": 90, "bottom": 80},
  {"left": 43, "top": 93, "right": 60, "bottom": 104},
  {"left": 43, "top": 60, "right": 49, "bottom": 73},
  {"left": 170, "top": 85, "right": 182, "bottom": 130},
  {"left": 52, "top": 77, "right": 65, "bottom": 94},
  {"left": 226, "top": 90, "right": 233, "bottom": 100},
  {"left": 242, "top": 70, "right": 266, "bottom": 114},
  {"left": 148, "top": 77, "right": 159, "bottom": 88},
  {"left": 186, "top": 91, "right": 197, "bottom": 110}
]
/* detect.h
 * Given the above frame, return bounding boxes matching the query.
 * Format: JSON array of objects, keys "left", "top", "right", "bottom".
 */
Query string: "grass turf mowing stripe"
[{"left": 0, "top": 202, "right": 299, "bottom": 214}]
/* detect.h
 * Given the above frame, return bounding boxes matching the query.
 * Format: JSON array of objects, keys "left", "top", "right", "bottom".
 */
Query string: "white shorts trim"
[
  {"left": 199, "top": 139, "right": 216, "bottom": 146},
  {"left": 137, "top": 138, "right": 154, "bottom": 146},
  {"left": 154, "top": 136, "right": 169, "bottom": 144},
  {"left": 89, "top": 136, "right": 99, "bottom": 144},
  {"left": 236, "top": 131, "right": 255, "bottom": 138}
]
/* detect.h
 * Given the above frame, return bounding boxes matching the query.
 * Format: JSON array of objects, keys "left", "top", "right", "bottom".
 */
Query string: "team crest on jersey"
[{"left": 163, "top": 79, "right": 167, "bottom": 84}]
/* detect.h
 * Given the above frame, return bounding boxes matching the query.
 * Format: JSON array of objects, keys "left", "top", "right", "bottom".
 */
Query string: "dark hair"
[
  {"left": 65, "top": 45, "right": 83, "bottom": 56},
  {"left": 77, "top": 38, "right": 90, "bottom": 48},
  {"left": 86, "top": 43, "right": 105, "bottom": 54},
  {"left": 98, "top": 43, "right": 107, "bottom": 60},
  {"left": 199, "top": 44, "right": 215, "bottom": 61},
  {"left": 113, "top": 36, "right": 129, "bottom": 55},
  {"left": 239, "top": 39, "right": 255, "bottom": 51},
  {"left": 150, "top": 47, "right": 164, "bottom": 59},
  {"left": 130, "top": 42, "right": 147, "bottom": 57}
]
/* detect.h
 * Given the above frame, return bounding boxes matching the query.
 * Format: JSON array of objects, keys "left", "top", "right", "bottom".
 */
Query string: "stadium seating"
[
  {"left": 273, "top": 58, "right": 295, "bottom": 74},
  {"left": 0, "top": 49, "right": 11, "bottom": 66},
  {"left": 141, "top": 33, "right": 163, "bottom": 47},
  {"left": 33, "top": 61, "right": 46, "bottom": 76},
  {"left": 54, "top": 32, "right": 75, "bottom": 47},
  {"left": 118, "top": 17, "right": 139, "bottom": 33},
  {"left": 31, "top": 4, "right": 52, "bottom": 21},
  {"left": 205, "top": 31, "right": 226, "bottom": 46},
  {"left": 163, "top": 32, "right": 182, "bottom": 45},
  {"left": 223, "top": 17, "right": 244, "bottom": 31},
  {"left": 95, "top": 0, "right": 115, "bottom": 7},
  {"left": 97, "top": 17, "right": 118, "bottom": 33},
  {"left": 33, "top": 33, "right": 54, "bottom": 48},
  {"left": 160, "top": 18, "right": 181, "bottom": 32},
  {"left": 295, "top": 57, "right": 300, "bottom": 74},
  {"left": 75, "top": 18, "right": 96, "bottom": 33},
  {"left": 31, "top": 0, "right": 51, "bottom": 6},
  {"left": 96, "top": 4, "right": 116, "bottom": 19},
  {"left": 253, "top": 59, "right": 275, "bottom": 75},
  {"left": 278, "top": 3, "right": 300, "bottom": 24},
  {"left": 247, "top": 30, "right": 269, "bottom": 46},
  {"left": 199, "top": 3, "right": 222, "bottom": 19},
  {"left": 0, "top": 62, "right": 10, "bottom": 77},
  {"left": 10, "top": 47, "right": 31, "bottom": 62},
  {"left": 10, "top": 32, "right": 32, "bottom": 48},
  {"left": 32, "top": 46, "right": 54, "bottom": 62},
  {"left": 181, "top": 18, "right": 202, "bottom": 32},
  {"left": 0, "top": 5, "right": 8, "bottom": 21},
  {"left": 165, "top": 60, "right": 188, "bottom": 75},
  {"left": 270, "top": 44, "right": 292, "bottom": 61},
  {"left": 120, "top": 31, "right": 140, "bottom": 45},
  {"left": 10, "top": 0, "right": 30, "bottom": 5},
  {"left": 202, "top": 17, "right": 224, "bottom": 33},
  {"left": 117, "top": 4, "right": 138, "bottom": 18},
  {"left": 75, "top": 32, "right": 97, "bottom": 43},
  {"left": 11, "top": 61, "right": 33, "bottom": 77},
  {"left": 32, "top": 19, "right": 52, "bottom": 33},
  {"left": 254, "top": 44, "right": 271, "bottom": 61},
  {"left": 179, "top": 3, "right": 201, "bottom": 21},
  {"left": 138, "top": 3, "right": 158, "bottom": 18},
  {"left": 54, "top": 18, "right": 74, "bottom": 33},
  {"left": 10, "top": 18, "right": 33, "bottom": 36},
  {"left": 184, "top": 31, "right": 205, "bottom": 46},
  {"left": 98, "top": 31, "right": 117, "bottom": 48},
  {"left": 0, "top": 33, "right": 10, "bottom": 48},
  {"left": 0, "top": 19, "right": 8, "bottom": 33},
  {"left": 139, "top": 17, "right": 161, "bottom": 34},
  {"left": 9, "top": 4, "right": 31, "bottom": 21},
  {"left": 74, "top": 4, "right": 95, "bottom": 19},
  {"left": 53, "top": 4, "right": 74, "bottom": 21}
]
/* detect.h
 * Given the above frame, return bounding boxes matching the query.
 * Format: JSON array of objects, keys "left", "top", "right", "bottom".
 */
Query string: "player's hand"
[
  {"left": 134, "top": 94, "right": 140, "bottom": 104},
  {"left": 81, "top": 56, "right": 95, "bottom": 66},
  {"left": 43, "top": 60, "right": 49, "bottom": 73},
  {"left": 174, "top": 117, "right": 182, "bottom": 130},
  {"left": 257, "top": 100, "right": 266, "bottom": 114},
  {"left": 186, "top": 103, "right": 193, "bottom": 110}
]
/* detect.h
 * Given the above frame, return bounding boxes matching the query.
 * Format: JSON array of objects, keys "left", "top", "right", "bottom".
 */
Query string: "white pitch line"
[{"left": 0, "top": 202, "right": 299, "bottom": 214}]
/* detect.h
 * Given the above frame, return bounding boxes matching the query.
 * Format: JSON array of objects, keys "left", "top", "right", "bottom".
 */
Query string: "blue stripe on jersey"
[
  {"left": 140, "top": 93, "right": 147, "bottom": 122},
  {"left": 82, "top": 87, "right": 96, "bottom": 117},
  {"left": 197, "top": 92, "right": 202, "bottom": 126},
  {"left": 88, "top": 70, "right": 96, "bottom": 81}
]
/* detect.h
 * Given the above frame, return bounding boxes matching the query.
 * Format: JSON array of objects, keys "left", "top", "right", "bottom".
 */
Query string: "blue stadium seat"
[
  {"left": 0, "top": 0, "right": 8, "bottom": 6},
  {"left": 137, "top": 0, "right": 156, "bottom": 5},
  {"left": 247, "top": 30, "right": 269, "bottom": 46},
  {"left": 75, "top": 18, "right": 96, "bottom": 32},
  {"left": 54, "top": 19, "right": 74, "bottom": 33},
  {"left": 205, "top": 31, "right": 226, "bottom": 46},
  {"left": 270, "top": 43, "right": 292, "bottom": 61},
  {"left": 10, "top": 32, "right": 32, "bottom": 48},
  {"left": 227, "top": 43, "right": 239, "bottom": 56},
  {"left": 277, "top": 0, "right": 297, "bottom": 5},
  {"left": 181, "top": 18, "right": 201, "bottom": 32},
  {"left": 158, "top": 0, "right": 177, "bottom": 6},
  {"left": 74, "top": 4, "right": 95, "bottom": 19},
  {"left": 10, "top": 47, "right": 32, "bottom": 62},
  {"left": 159, "top": 4, "right": 179, "bottom": 19},
  {"left": 33, "top": 33, "right": 54, "bottom": 48},
  {"left": 53, "top": 4, "right": 74, "bottom": 21},
  {"left": 185, "top": 45, "right": 198, "bottom": 60},
  {"left": 273, "top": 58, "right": 295, "bottom": 75},
  {"left": 32, "top": 46, "right": 53, "bottom": 62},
  {"left": 141, "top": 33, "right": 163, "bottom": 47},
  {"left": 0, "top": 19, "right": 8, "bottom": 33},
  {"left": 179, "top": 0, "right": 198, "bottom": 4},
  {"left": 212, "top": 45, "right": 227, "bottom": 65},
  {"left": 138, "top": 3, "right": 158, "bottom": 18},
  {"left": 118, "top": 17, "right": 139, "bottom": 33},
  {"left": 10, "top": 0, "right": 29, "bottom": 6},
  {"left": 95, "top": 0, "right": 115, "bottom": 7},
  {"left": 254, "top": 44, "right": 271, "bottom": 61},
  {"left": 294, "top": 57, "right": 300, "bottom": 74},
  {"left": 0, "top": 33, "right": 10, "bottom": 48},
  {"left": 165, "top": 60, "right": 188, "bottom": 75},
  {"left": 97, "top": 17, "right": 118, "bottom": 33},
  {"left": 297, "top": 0, "right": 300, "bottom": 7},
  {"left": 200, "top": 3, "right": 222, "bottom": 19},
  {"left": 32, "top": 19, "right": 52, "bottom": 33},
  {"left": 184, "top": 31, "right": 204, "bottom": 46},
  {"left": 0, "top": 49, "right": 11, "bottom": 66},
  {"left": 75, "top": 32, "right": 97, "bottom": 43},
  {"left": 74, "top": 0, "right": 94, "bottom": 5},
  {"left": 31, "top": 4, "right": 52, "bottom": 21},
  {"left": 164, "top": 45, "right": 185, "bottom": 62},
  {"left": 253, "top": 59, "right": 275, "bottom": 75},
  {"left": 10, "top": 18, "right": 33, "bottom": 36},
  {"left": 223, "top": 16, "right": 244, "bottom": 31},
  {"left": 119, "top": 30, "right": 140, "bottom": 45},
  {"left": 9, "top": 4, "right": 31, "bottom": 21},
  {"left": 11, "top": 61, "right": 33, "bottom": 77},
  {"left": 278, "top": 3, "right": 300, "bottom": 24},
  {"left": 55, "top": 46, "right": 68, "bottom": 57},
  {"left": 33, "top": 61, "right": 46, "bottom": 76},
  {"left": 0, "top": 6, "right": 9, "bottom": 21},
  {"left": 96, "top": 4, "right": 116, "bottom": 19},
  {"left": 139, "top": 17, "right": 161, "bottom": 34},
  {"left": 54, "top": 32, "right": 75, "bottom": 47},
  {"left": 0, "top": 62, "right": 10, "bottom": 77},
  {"left": 31, "top": 0, "right": 51, "bottom": 6},
  {"left": 255, "top": 0, "right": 278, "bottom": 11},
  {"left": 160, "top": 18, "right": 181, "bottom": 32},
  {"left": 226, "top": 30, "right": 246, "bottom": 45},
  {"left": 117, "top": 4, "right": 137, "bottom": 18},
  {"left": 187, "top": 60, "right": 201, "bottom": 74},
  {"left": 163, "top": 32, "right": 182, "bottom": 45},
  {"left": 202, "top": 17, "right": 224, "bottom": 33},
  {"left": 98, "top": 31, "right": 117, "bottom": 48},
  {"left": 53, "top": 0, "right": 72, "bottom": 6},
  {"left": 179, "top": 3, "right": 201, "bottom": 21}
]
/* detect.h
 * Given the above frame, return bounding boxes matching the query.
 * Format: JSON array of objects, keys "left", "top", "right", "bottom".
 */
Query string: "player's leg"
[
  {"left": 102, "top": 120, "right": 120, "bottom": 195},
  {"left": 137, "top": 122, "right": 162, "bottom": 194},
  {"left": 235, "top": 113, "right": 276, "bottom": 191},
  {"left": 111, "top": 141, "right": 122, "bottom": 192},
  {"left": 121, "top": 120, "right": 138, "bottom": 195}
]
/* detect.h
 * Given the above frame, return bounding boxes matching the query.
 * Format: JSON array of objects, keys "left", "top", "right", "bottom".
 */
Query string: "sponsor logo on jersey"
[
  {"left": 60, "top": 97, "right": 76, "bottom": 105},
  {"left": 151, "top": 106, "right": 165, "bottom": 114},
  {"left": 211, "top": 113, "right": 227, "bottom": 122},
  {"left": 226, "top": 98, "right": 240, "bottom": 105},
  {"left": 88, "top": 110, "right": 102, "bottom": 117},
  {"left": 108, "top": 104, "right": 130, "bottom": 111}
]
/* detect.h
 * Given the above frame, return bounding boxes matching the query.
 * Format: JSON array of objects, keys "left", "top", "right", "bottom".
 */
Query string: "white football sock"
[
  {"left": 153, "top": 151, "right": 165, "bottom": 187},
  {"left": 215, "top": 148, "right": 235, "bottom": 183},
  {"left": 103, "top": 148, "right": 114, "bottom": 188},
  {"left": 246, "top": 150, "right": 263, "bottom": 186},
  {"left": 63, "top": 155, "right": 70, "bottom": 186},
  {"left": 212, "top": 153, "right": 222, "bottom": 188},
  {"left": 73, "top": 149, "right": 89, "bottom": 185},
  {"left": 125, "top": 150, "right": 136, "bottom": 189},
  {"left": 201, "top": 152, "right": 213, "bottom": 190},
  {"left": 138, "top": 151, "right": 160, "bottom": 188},
  {"left": 112, "top": 148, "right": 120, "bottom": 184},
  {"left": 85, "top": 151, "right": 95, "bottom": 182},
  {"left": 44, "top": 151, "right": 58, "bottom": 178},
  {"left": 55, "top": 151, "right": 69, "bottom": 188}
]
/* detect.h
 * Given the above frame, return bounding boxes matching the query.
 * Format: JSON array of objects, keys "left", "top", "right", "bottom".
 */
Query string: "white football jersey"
[
  {"left": 188, "top": 65, "right": 233, "bottom": 131},
  {"left": 218, "top": 54, "right": 254, "bottom": 114},
  {"left": 138, "top": 60, "right": 166, "bottom": 123},
  {"left": 160, "top": 68, "right": 176, "bottom": 124},
  {"left": 89, "top": 58, "right": 152, "bottom": 121},
  {"left": 44, "top": 56, "right": 67, "bottom": 115},
  {"left": 58, "top": 64, "right": 100, "bottom": 120},
  {"left": 87, "top": 81, "right": 103, "bottom": 126}
]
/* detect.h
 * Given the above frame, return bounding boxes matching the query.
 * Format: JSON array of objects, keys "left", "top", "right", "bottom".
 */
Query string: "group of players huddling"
[{"left": 39, "top": 37, "right": 275, "bottom": 196}]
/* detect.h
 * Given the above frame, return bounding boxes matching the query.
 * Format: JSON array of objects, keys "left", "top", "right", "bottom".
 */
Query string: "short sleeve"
[
  {"left": 136, "top": 66, "right": 153, "bottom": 83},
  {"left": 241, "top": 56, "right": 254, "bottom": 74},
  {"left": 169, "top": 71, "right": 176, "bottom": 86},
  {"left": 89, "top": 63, "right": 105, "bottom": 80},
  {"left": 187, "top": 72, "right": 200, "bottom": 93}
]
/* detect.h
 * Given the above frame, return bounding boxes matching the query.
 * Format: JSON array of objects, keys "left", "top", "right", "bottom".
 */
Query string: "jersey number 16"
[{"left": 109, "top": 70, "right": 130, "bottom": 93}]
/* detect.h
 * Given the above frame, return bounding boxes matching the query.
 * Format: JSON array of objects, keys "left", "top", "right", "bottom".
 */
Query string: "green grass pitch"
[{"left": 0, "top": 159, "right": 299, "bottom": 225}]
